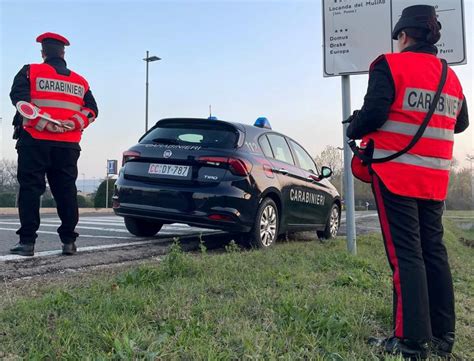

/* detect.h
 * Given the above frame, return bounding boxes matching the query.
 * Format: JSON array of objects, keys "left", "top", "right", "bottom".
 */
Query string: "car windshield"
[{"left": 140, "top": 121, "right": 238, "bottom": 149}]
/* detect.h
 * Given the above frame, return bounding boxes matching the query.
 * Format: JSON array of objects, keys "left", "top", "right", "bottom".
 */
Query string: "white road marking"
[
  {"left": 0, "top": 227, "right": 138, "bottom": 239},
  {"left": 0, "top": 226, "right": 204, "bottom": 237},
  {"left": 0, "top": 222, "right": 131, "bottom": 233},
  {"left": 43, "top": 220, "right": 126, "bottom": 227}
]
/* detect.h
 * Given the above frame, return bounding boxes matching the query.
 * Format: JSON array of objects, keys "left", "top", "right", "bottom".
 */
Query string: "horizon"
[{"left": 1, "top": 0, "right": 473, "bottom": 179}]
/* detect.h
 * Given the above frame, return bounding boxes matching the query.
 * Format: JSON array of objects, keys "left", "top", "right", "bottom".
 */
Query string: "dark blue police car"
[{"left": 113, "top": 117, "right": 341, "bottom": 247}]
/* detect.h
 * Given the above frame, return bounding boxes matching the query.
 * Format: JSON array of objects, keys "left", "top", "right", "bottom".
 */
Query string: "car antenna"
[{"left": 209, "top": 104, "right": 212, "bottom": 118}]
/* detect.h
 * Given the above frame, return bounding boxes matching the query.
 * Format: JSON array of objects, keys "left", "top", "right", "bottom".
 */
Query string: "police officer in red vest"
[
  {"left": 346, "top": 5, "right": 468, "bottom": 359},
  {"left": 9, "top": 32, "right": 98, "bottom": 257}
]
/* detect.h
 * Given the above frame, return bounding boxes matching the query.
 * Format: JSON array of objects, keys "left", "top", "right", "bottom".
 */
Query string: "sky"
[{"left": 0, "top": 0, "right": 473, "bottom": 179}]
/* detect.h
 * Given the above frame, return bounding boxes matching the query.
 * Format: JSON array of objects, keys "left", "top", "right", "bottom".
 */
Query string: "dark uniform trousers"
[
  {"left": 16, "top": 145, "right": 80, "bottom": 245},
  {"left": 371, "top": 174, "right": 455, "bottom": 341}
]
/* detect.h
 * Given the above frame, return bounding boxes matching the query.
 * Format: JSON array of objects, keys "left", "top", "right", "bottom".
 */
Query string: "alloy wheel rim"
[
  {"left": 329, "top": 207, "right": 339, "bottom": 238},
  {"left": 260, "top": 205, "right": 277, "bottom": 246}
]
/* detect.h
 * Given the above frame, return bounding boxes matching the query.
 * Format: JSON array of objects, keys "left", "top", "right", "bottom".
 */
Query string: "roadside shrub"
[
  {"left": 0, "top": 192, "right": 16, "bottom": 207},
  {"left": 161, "top": 241, "right": 198, "bottom": 279},
  {"left": 77, "top": 194, "right": 94, "bottom": 208},
  {"left": 94, "top": 179, "right": 116, "bottom": 208}
]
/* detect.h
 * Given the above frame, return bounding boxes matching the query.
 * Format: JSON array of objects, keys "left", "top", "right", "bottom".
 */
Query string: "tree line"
[{"left": 0, "top": 153, "right": 472, "bottom": 210}]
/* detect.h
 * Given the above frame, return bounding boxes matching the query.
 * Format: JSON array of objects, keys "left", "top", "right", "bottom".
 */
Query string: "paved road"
[
  {"left": 0, "top": 214, "right": 219, "bottom": 259},
  {"left": 340, "top": 211, "right": 381, "bottom": 235},
  {"left": 0, "top": 211, "right": 380, "bottom": 258}
]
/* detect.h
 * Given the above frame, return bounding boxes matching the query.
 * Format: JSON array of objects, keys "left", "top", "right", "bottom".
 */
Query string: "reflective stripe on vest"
[
  {"left": 72, "top": 114, "right": 85, "bottom": 130},
  {"left": 81, "top": 109, "right": 96, "bottom": 123},
  {"left": 373, "top": 149, "right": 451, "bottom": 170},
  {"left": 31, "top": 98, "right": 81, "bottom": 111},
  {"left": 403, "top": 87, "right": 463, "bottom": 120},
  {"left": 379, "top": 120, "right": 454, "bottom": 141},
  {"left": 35, "top": 77, "right": 85, "bottom": 99}
]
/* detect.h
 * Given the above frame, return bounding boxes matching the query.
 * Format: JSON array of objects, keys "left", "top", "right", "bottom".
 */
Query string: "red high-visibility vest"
[
  {"left": 363, "top": 52, "right": 464, "bottom": 201},
  {"left": 24, "top": 63, "right": 90, "bottom": 143}
]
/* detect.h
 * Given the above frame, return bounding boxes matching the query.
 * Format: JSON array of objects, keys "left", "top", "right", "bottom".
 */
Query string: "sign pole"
[
  {"left": 105, "top": 161, "right": 109, "bottom": 209},
  {"left": 341, "top": 75, "right": 357, "bottom": 255}
]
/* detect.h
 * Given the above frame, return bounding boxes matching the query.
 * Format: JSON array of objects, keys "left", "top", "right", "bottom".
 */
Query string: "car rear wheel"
[
  {"left": 124, "top": 217, "right": 163, "bottom": 237},
  {"left": 248, "top": 198, "right": 279, "bottom": 248},
  {"left": 317, "top": 203, "right": 340, "bottom": 240}
]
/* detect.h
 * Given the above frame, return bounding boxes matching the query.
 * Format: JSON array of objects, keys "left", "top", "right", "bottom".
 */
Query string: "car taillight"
[
  {"left": 122, "top": 150, "right": 141, "bottom": 166},
  {"left": 197, "top": 156, "right": 252, "bottom": 176},
  {"left": 228, "top": 158, "right": 252, "bottom": 176}
]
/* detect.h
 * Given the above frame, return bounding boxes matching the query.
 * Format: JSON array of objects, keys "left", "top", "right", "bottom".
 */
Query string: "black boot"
[
  {"left": 432, "top": 332, "right": 455, "bottom": 358},
  {"left": 62, "top": 243, "right": 77, "bottom": 256},
  {"left": 368, "top": 336, "right": 429, "bottom": 360},
  {"left": 10, "top": 243, "right": 35, "bottom": 257}
]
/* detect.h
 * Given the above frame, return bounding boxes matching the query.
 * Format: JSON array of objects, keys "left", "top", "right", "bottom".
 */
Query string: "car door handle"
[{"left": 275, "top": 168, "right": 289, "bottom": 175}]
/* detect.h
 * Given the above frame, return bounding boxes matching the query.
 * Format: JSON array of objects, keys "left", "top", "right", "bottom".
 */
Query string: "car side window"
[
  {"left": 266, "top": 134, "right": 295, "bottom": 165},
  {"left": 258, "top": 135, "right": 274, "bottom": 158},
  {"left": 289, "top": 140, "right": 317, "bottom": 174}
]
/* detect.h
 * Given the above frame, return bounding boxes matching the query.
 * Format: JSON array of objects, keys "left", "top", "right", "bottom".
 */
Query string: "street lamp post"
[{"left": 143, "top": 51, "right": 161, "bottom": 132}]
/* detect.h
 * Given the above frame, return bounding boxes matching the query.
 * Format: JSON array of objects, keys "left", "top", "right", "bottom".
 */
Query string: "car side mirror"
[{"left": 320, "top": 166, "right": 333, "bottom": 179}]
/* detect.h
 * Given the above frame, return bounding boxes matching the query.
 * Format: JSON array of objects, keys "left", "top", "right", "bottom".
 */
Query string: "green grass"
[{"left": 0, "top": 222, "right": 473, "bottom": 360}]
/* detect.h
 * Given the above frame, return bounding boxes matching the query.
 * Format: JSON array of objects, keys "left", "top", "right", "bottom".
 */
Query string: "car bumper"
[{"left": 113, "top": 178, "right": 257, "bottom": 232}]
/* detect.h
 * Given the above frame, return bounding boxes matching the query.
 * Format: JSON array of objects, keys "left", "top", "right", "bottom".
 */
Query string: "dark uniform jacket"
[
  {"left": 346, "top": 43, "right": 469, "bottom": 140},
  {"left": 9, "top": 57, "right": 98, "bottom": 149}
]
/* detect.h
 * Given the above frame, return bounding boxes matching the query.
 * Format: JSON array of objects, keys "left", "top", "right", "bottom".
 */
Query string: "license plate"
[{"left": 148, "top": 164, "right": 190, "bottom": 177}]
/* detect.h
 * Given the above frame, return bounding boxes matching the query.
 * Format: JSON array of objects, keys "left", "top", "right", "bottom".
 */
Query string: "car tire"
[
  {"left": 317, "top": 203, "right": 340, "bottom": 240},
  {"left": 248, "top": 198, "right": 279, "bottom": 248},
  {"left": 124, "top": 217, "right": 163, "bottom": 237}
]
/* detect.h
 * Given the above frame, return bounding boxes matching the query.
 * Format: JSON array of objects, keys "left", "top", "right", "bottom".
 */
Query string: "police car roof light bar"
[
  {"left": 16, "top": 101, "right": 72, "bottom": 129},
  {"left": 254, "top": 117, "right": 272, "bottom": 129}
]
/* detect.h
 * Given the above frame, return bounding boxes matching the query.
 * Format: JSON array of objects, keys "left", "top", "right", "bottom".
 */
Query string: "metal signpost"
[
  {"left": 322, "top": 0, "right": 466, "bottom": 255},
  {"left": 105, "top": 160, "right": 118, "bottom": 208}
]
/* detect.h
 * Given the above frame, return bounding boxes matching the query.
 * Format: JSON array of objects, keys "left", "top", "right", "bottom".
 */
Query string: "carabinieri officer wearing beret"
[
  {"left": 9, "top": 32, "right": 98, "bottom": 257},
  {"left": 346, "top": 5, "right": 468, "bottom": 360}
]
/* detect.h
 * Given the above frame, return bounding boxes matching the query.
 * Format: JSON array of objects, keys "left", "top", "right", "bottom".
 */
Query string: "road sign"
[
  {"left": 323, "top": 0, "right": 466, "bottom": 77},
  {"left": 107, "top": 160, "right": 118, "bottom": 175}
]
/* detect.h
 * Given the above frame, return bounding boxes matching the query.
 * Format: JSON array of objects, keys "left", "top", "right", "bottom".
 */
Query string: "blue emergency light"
[
  {"left": 254, "top": 117, "right": 272, "bottom": 129},
  {"left": 208, "top": 116, "right": 218, "bottom": 120}
]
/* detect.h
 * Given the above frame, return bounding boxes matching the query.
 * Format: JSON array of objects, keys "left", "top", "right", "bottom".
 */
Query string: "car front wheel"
[
  {"left": 124, "top": 216, "right": 163, "bottom": 237},
  {"left": 317, "top": 203, "right": 340, "bottom": 240}
]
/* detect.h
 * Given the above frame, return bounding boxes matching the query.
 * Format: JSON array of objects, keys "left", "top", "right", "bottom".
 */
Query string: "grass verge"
[{"left": 0, "top": 221, "right": 473, "bottom": 360}]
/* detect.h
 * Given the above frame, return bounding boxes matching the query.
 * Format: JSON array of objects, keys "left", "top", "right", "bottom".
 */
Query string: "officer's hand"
[
  {"left": 62, "top": 120, "right": 75, "bottom": 131},
  {"left": 342, "top": 110, "right": 360, "bottom": 124},
  {"left": 45, "top": 122, "right": 67, "bottom": 133}
]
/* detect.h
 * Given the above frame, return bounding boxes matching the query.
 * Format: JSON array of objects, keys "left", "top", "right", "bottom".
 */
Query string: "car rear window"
[{"left": 140, "top": 120, "right": 238, "bottom": 149}]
